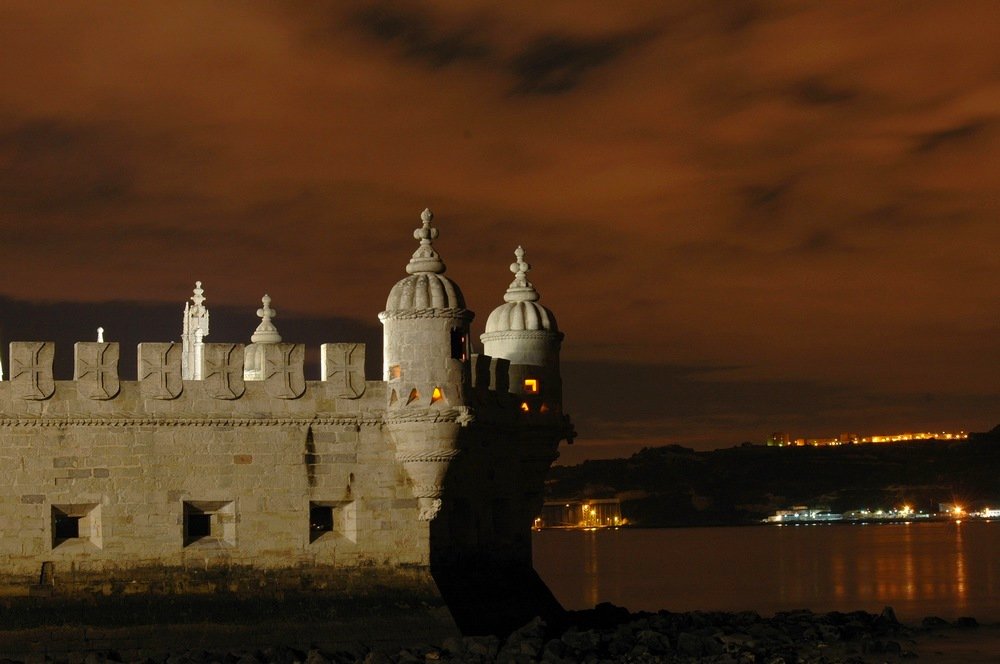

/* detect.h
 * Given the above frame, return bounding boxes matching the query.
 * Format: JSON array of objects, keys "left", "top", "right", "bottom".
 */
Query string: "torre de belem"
[{"left": 0, "top": 209, "right": 573, "bottom": 636}]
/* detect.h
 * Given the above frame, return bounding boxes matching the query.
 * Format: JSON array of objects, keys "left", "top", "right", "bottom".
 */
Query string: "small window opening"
[
  {"left": 51, "top": 503, "right": 101, "bottom": 549},
  {"left": 450, "top": 328, "right": 467, "bottom": 361},
  {"left": 520, "top": 401, "right": 530, "bottom": 413},
  {"left": 389, "top": 389, "right": 398, "bottom": 405},
  {"left": 389, "top": 364, "right": 402, "bottom": 380},
  {"left": 183, "top": 500, "right": 235, "bottom": 547},
  {"left": 53, "top": 512, "right": 80, "bottom": 541},
  {"left": 407, "top": 388, "right": 420, "bottom": 405},
  {"left": 431, "top": 387, "right": 444, "bottom": 404},
  {"left": 539, "top": 403, "right": 550, "bottom": 413},
  {"left": 309, "top": 500, "right": 357, "bottom": 543},
  {"left": 310, "top": 504, "right": 334, "bottom": 536},
  {"left": 524, "top": 378, "right": 539, "bottom": 393}
]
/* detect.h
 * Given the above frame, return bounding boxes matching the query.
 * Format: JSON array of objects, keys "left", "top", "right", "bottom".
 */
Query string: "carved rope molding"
[
  {"left": 478, "top": 329, "right": 563, "bottom": 342},
  {"left": 395, "top": 449, "right": 462, "bottom": 464},
  {"left": 0, "top": 415, "right": 380, "bottom": 428},
  {"left": 382, "top": 406, "right": 475, "bottom": 426},
  {"left": 377, "top": 307, "right": 474, "bottom": 322}
]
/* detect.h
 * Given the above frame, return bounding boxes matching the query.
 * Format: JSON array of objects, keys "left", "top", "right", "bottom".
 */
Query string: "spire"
[
  {"left": 503, "top": 246, "right": 540, "bottom": 303},
  {"left": 251, "top": 294, "right": 282, "bottom": 343},
  {"left": 182, "top": 280, "right": 210, "bottom": 379},
  {"left": 405, "top": 208, "right": 446, "bottom": 275}
]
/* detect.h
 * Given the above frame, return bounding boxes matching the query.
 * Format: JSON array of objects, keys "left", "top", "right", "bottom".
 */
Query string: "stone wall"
[{"left": 0, "top": 365, "right": 428, "bottom": 597}]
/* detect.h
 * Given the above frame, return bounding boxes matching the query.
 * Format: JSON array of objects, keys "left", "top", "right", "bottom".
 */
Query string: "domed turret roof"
[
  {"left": 484, "top": 246, "right": 558, "bottom": 334},
  {"left": 384, "top": 209, "right": 466, "bottom": 312}
]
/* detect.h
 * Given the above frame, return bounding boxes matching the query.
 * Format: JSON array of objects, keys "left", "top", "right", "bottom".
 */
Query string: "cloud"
[
  {"left": 348, "top": 3, "right": 492, "bottom": 69},
  {"left": 508, "top": 31, "right": 649, "bottom": 96}
]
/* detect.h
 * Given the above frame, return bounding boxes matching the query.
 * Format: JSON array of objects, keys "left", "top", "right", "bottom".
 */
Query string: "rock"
[
  {"left": 879, "top": 606, "right": 899, "bottom": 625},
  {"left": 560, "top": 628, "right": 599, "bottom": 654},
  {"left": 463, "top": 635, "right": 499, "bottom": 660},
  {"left": 921, "top": 616, "right": 950, "bottom": 628},
  {"left": 676, "top": 632, "right": 703, "bottom": 657},
  {"left": 954, "top": 616, "right": 979, "bottom": 628},
  {"left": 304, "top": 649, "right": 331, "bottom": 664}
]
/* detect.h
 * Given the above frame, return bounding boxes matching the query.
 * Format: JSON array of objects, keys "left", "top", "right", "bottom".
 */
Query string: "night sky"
[{"left": 1, "top": 3, "right": 997, "bottom": 463}]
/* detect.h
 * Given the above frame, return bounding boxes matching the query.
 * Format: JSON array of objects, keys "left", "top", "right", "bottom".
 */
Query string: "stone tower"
[
  {"left": 379, "top": 209, "right": 474, "bottom": 521},
  {"left": 481, "top": 246, "right": 564, "bottom": 407}
]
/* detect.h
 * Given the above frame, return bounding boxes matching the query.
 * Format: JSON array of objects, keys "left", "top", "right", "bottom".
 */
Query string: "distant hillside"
[{"left": 545, "top": 426, "right": 1000, "bottom": 527}]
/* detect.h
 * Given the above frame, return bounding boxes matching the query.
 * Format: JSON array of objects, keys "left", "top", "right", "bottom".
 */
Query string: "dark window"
[
  {"left": 186, "top": 512, "right": 211, "bottom": 539},
  {"left": 310, "top": 504, "right": 334, "bottom": 535},
  {"left": 53, "top": 513, "right": 80, "bottom": 540},
  {"left": 450, "top": 328, "right": 467, "bottom": 361}
]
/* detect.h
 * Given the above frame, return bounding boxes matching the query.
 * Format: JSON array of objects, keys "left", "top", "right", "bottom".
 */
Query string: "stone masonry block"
[
  {"left": 203, "top": 343, "right": 245, "bottom": 399},
  {"left": 321, "top": 343, "right": 366, "bottom": 398},
  {"left": 262, "top": 343, "right": 305, "bottom": 399},
  {"left": 138, "top": 342, "right": 183, "bottom": 399},
  {"left": 9, "top": 341, "right": 55, "bottom": 400},
  {"left": 74, "top": 342, "right": 120, "bottom": 400}
]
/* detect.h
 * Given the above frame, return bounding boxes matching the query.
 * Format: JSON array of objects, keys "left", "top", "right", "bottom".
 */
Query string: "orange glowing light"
[
  {"left": 523, "top": 378, "right": 539, "bottom": 393},
  {"left": 520, "top": 401, "right": 530, "bottom": 412},
  {"left": 430, "top": 387, "right": 443, "bottom": 403}
]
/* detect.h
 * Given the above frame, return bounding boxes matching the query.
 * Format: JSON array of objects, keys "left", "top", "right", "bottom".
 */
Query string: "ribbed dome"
[
  {"left": 482, "top": 246, "right": 559, "bottom": 334},
  {"left": 386, "top": 273, "right": 466, "bottom": 311},
  {"left": 485, "top": 300, "right": 557, "bottom": 333}
]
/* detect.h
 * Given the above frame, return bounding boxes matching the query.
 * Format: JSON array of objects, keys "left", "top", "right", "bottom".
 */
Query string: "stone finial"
[
  {"left": 503, "top": 246, "right": 540, "bottom": 303},
  {"left": 405, "top": 208, "right": 446, "bottom": 275},
  {"left": 191, "top": 280, "right": 206, "bottom": 312},
  {"left": 251, "top": 294, "right": 282, "bottom": 343},
  {"left": 97, "top": 327, "right": 104, "bottom": 343}
]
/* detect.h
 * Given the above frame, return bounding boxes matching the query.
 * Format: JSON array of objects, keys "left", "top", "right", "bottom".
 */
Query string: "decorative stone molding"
[
  {"left": 262, "top": 343, "right": 305, "bottom": 399},
  {"left": 479, "top": 329, "right": 563, "bottom": 343},
  {"left": 321, "top": 343, "right": 366, "bottom": 399},
  {"left": 202, "top": 343, "right": 245, "bottom": 399},
  {"left": 377, "top": 307, "right": 474, "bottom": 322},
  {"left": 383, "top": 406, "right": 474, "bottom": 427},
  {"left": 0, "top": 415, "right": 377, "bottom": 428},
  {"left": 74, "top": 342, "right": 120, "bottom": 400},
  {"left": 138, "top": 343, "right": 183, "bottom": 400},
  {"left": 9, "top": 341, "right": 55, "bottom": 400}
]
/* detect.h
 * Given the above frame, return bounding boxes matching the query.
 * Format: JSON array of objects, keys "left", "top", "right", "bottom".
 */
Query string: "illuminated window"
[
  {"left": 407, "top": 388, "right": 420, "bottom": 405},
  {"left": 539, "top": 403, "right": 549, "bottom": 413},
  {"left": 523, "top": 378, "right": 539, "bottom": 393},
  {"left": 520, "top": 401, "right": 530, "bottom": 413},
  {"left": 389, "top": 365, "right": 402, "bottom": 380},
  {"left": 431, "top": 387, "right": 444, "bottom": 404},
  {"left": 450, "top": 329, "right": 467, "bottom": 361}
]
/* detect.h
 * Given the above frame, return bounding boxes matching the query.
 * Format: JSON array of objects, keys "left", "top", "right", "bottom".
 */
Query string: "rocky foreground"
[{"left": 1, "top": 604, "right": 990, "bottom": 664}]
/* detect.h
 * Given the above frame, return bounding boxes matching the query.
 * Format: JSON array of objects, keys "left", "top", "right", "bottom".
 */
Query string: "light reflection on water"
[{"left": 532, "top": 522, "right": 1000, "bottom": 622}]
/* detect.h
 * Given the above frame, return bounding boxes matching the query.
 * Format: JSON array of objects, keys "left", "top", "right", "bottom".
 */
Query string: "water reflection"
[{"left": 533, "top": 522, "right": 998, "bottom": 621}]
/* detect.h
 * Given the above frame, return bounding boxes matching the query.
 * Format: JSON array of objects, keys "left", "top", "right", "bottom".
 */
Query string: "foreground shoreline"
[{"left": 0, "top": 604, "right": 996, "bottom": 663}]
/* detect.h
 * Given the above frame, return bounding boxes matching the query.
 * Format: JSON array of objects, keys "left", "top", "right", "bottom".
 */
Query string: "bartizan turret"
[
  {"left": 481, "top": 246, "right": 567, "bottom": 535},
  {"left": 481, "top": 246, "right": 564, "bottom": 408},
  {"left": 380, "top": 209, "right": 474, "bottom": 521}
]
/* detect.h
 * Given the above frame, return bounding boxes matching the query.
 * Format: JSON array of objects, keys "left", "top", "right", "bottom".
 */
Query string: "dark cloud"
[
  {"left": 0, "top": 118, "right": 134, "bottom": 215},
  {"left": 789, "top": 77, "right": 858, "bottom": 106},
  {"left": 914, "top": 119, "right": 991, "bottom": 153},
  {"left": 349, "top": 4, "right": 491, "bottom": 68},
  {"left": 508, "top": 32, "right": 648, "bottom": 96}
]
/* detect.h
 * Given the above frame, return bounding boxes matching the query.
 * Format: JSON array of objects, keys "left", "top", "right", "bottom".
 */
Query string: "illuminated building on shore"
[
  {"left": 772, "top": 430, "right": 968, "bottom": 447},
  {"left": 536, "top": 499, "right": 624, "bottom": 529}
]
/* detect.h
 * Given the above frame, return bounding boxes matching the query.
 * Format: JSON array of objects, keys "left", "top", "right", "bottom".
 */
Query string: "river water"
[{"left": 532, "top": 521, "right": 1000, "bottom": 622}]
